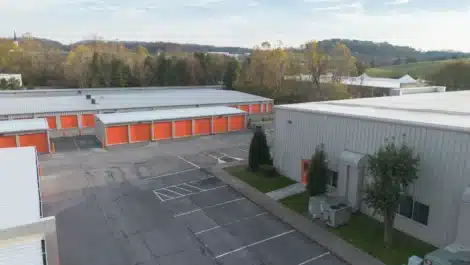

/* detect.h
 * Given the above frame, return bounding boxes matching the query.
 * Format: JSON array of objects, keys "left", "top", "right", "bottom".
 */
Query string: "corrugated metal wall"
[
  {"left": 94, "top": 118, "right": 105, "bottom": 146},
  {"left": 274, "top": 108, "right": 470, "bottom": 247}
]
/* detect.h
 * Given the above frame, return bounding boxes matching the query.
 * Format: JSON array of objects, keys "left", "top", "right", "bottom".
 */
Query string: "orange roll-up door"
[
  {"left": 81, "top": 114, "right": 95, "bottom": 128},
  {"left": 0, "top": 136, "right": 17, "bottom": 148},
  {"left": 214, "top": 117, "right": 228, "bottom": 133},
  {"left": 174, "top": 120, "right": 192, "bottom": 138},
  {"left": 105, "top": 125, "right": 128, "bottom": 145},
  {"left": 60, "top": 115, "right": 78, "bottom": 129},
  {"left": 229, "top": 115, "right": 245, "bottom": 131},
  {"left": 239, "top": 105, "right": 249, "bottom": 112},
  {"left": 130, "top": 123, "right": 151, "bottom": 143},
  {"left": 153, "top": 122, "right": 172, "bottom": 140},
  {"left": 46, "top": 117, "right": 57, "bottom": 129},
  {"left": 301, "top": 159, "right": 310, "bottom": 184},
  {"left": 18, "top": 133, "right": 49, "bottom": 153},
  {"left": 251, "top": 104, "right": 261, "bottom": 113},
  {"left": 194, "top": 118, "right": 211, "bottom": 136}
]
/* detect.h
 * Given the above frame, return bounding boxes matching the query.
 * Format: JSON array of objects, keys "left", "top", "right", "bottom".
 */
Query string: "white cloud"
[
  {"left": 312, "top": 2, "right": 362, "bottom": 11},
  {"left": 387, "top": 0, "right": 410, "bottom": 5}
]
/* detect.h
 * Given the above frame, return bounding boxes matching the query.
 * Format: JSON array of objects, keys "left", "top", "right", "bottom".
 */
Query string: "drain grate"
[{"left": 220, "top": 156, "right": 237, "bottom": 163}]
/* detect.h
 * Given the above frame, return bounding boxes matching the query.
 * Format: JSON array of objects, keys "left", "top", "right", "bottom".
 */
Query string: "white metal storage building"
[
  {"left": 0, "top": 89, "right": 272, "bottom": 138},
  {"left": 0, "top": 147, "right": 59, "bottom": 265},
  {"left": 95, "top": 106, "right": 247, "bottom": 146},
  {"left": 274, "top": 91, "right": 470, "bottom": 247}
]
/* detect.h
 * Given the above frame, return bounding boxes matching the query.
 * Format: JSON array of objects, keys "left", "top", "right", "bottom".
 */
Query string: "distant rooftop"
[{"left": 276, "top": 90, "right": 470, "bottom": 133}]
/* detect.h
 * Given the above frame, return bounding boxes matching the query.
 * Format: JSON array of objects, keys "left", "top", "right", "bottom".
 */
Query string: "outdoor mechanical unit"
[{"left": 321, "top": 202, "right": 352, "bottom": 228}]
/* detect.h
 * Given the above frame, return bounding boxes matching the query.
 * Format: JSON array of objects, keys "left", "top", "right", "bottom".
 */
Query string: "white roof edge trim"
[
  {"left": 96, "top": 106, "right": 246, "bottom": 125},
  {"left": 0, "top": 118, "right": 49, "bottom": 133},
  {"left": 274, "top": 105, "right": 470, "bottom": 134}
]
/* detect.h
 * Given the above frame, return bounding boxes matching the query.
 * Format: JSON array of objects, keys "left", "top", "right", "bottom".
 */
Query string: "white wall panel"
[{"left": 274, "top": 107, "right": 470, "bottom": 247}]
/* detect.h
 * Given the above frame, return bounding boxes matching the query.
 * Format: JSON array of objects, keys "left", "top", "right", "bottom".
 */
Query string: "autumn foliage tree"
[{"left": 364, "top": 139, "right": 420, "bottom": 245}]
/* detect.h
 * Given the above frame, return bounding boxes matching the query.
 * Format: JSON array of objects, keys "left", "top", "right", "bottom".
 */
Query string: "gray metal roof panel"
[
  {"left": 0, "top": 118, "right": 49, "bottom": 133},
  {"left": 96, "top": 106, "right": 246, "bottom": 124},
  {"left": 0, "top": 89, "right": 272, "bottom": 115}
]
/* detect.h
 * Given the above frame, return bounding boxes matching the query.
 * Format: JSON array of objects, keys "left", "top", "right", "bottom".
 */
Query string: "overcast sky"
[{"left": 0, "top": 0, "right": 469, "bottom": 51}]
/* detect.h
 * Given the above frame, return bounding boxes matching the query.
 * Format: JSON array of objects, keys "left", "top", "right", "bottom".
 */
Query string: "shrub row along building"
[
  {"left": 0, "top": 87, "right": 273, "bottom": 152},
  {"left": 274, "top": 90, "right": 470, "bottom": 248}
]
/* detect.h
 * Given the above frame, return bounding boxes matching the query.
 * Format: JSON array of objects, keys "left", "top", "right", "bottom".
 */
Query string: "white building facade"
[{"left": 273, "top": 91, "right": 470, "bottom": 247}]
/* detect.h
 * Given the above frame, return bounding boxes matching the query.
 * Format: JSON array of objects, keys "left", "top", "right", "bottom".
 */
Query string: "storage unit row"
[
  {"left": 4, "top": 102, "right": 272, "bottom": 132},
  {"left": 0, "top": 119, "right": 51, "bottom": 153},
  {"left": 95, "top": 106, "right": 247, "bottom": 147}
]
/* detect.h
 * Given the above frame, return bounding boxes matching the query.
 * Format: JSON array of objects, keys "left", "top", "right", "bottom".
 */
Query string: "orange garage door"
[
  {"left": 46, "top": 116, "right": 57, "bottom": 129},
  {"left": 239, "top": 105, "right": 249, "bottom": 112},
  {"left": 130, "top": 123, "right": 151, "bottom": 143},
  {"left": 106, "top": 125, "right": 129, "bottom": 145},
  {"left": 174, "top": 120, "right": 192, "bottom": 138},
  {"left": 0, "top": 135, "right": 17, "bottom": 148},
  {"left": 266, "top": 103, "right": 273, "bottom": 113},
  {"left": 18, "top": 133, "right": 49, "bottom": 153},
  {"left": 81, "top": 114, "right": 95, "bottom": 128},
  {"left": 194, "top": 118, "right": 211, "bottom": 135},
  {"left": 60, "top": 115, "right": 78, "bottom": 129},
  {"left": 153, "top": 122, "right": 172, "bottom": 140},
  {"left": 229, "top": 115, "right": 245, "bottom": 131},
  {"left": 214, "top": 117, "right": 228, "bottom": 133},
  {"left": 251, "top": 104, "right": 261, "bottom": 113}
]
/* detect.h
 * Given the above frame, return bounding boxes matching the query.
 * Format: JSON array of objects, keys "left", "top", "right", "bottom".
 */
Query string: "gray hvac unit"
[{"left": 322, "top": 202, "right": 352, "bottom": 228}]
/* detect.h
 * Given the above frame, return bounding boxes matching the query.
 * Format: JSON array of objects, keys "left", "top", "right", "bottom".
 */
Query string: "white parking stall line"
[
  {"left": 182, "top": 182, "right": 204, "bottom": 191},
  {"left": 174, "top": 198, "right": 245, "bottom": 217},
  {"left": 162, "top": 188, "right": 184, "bottom": 197},
  {"left": 297, "top": 252, "right": 330, "bottom": 265},
  {"left": 220, "top": 153, "right": 244, "bottom": 161},
  {"left": 154, "top": 176, "right": 215, "bottom": 191},
  {"left": 195, "top": 212, "right": 268, "bottom": 235},
  {"left": 178, "top": 156, "right": 201, "bottom": 169},
  {"left": 172, "top": 185, "right": 193, "bottom": 193},
  {"left": 147, "top": 168, "right": 199, "bottom": 180},
  {"left": 153, "top": 191, "right": 174, "bottom": 202},
  {"left": 163, "top": 185, "right": 229, "bottom": 202},
  {"left": 237, "top": 147, "right": 248, "bottom": 153},
  {"left": 215, "top": 230, "right": 296, "bottom": 259}
]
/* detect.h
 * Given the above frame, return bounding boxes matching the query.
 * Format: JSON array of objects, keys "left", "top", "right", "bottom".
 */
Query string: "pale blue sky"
[{"left": 1, "top": 0, "right": 469, "bottom": 51}]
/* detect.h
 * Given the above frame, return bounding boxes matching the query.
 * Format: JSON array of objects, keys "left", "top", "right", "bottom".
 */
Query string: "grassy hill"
[{"left": 366, "top": 58, "right": 470, "bottom": 79}]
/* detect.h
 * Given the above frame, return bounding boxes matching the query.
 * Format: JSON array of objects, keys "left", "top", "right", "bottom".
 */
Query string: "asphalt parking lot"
[
  {"left": 51, "top": 135, "right": 101, "bottom": 152},
  {"left": 39, "top": 131, "right": 347, "bottom": 265}
]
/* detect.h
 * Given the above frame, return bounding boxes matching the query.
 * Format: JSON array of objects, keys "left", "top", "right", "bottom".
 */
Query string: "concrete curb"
[{"left": 210, "top": 162, "right": 385, "bottom": 265}]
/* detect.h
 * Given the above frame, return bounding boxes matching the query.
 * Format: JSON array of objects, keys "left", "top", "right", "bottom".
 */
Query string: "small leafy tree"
[
  {"left": 307, "top": 145, "right": 328, "bottom": 196},
  {"left": 364, "top": 139, "right": 419, "bottom": 245},
  {"left": 248, "top": 126, "right": 272, "bottom": 172}
]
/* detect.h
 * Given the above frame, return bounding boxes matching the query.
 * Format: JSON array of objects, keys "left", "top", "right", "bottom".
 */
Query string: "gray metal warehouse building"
[{"left": 273, "top": 90, "right": 470, "bottom": 247}]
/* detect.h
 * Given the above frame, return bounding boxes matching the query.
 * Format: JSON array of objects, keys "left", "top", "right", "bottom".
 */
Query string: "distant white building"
[
  {"left": 285, "top": 73, "right": 422, "bottom": 89},
  {"left": 0, "top": 74, "right": 23, "bottom": 87}
]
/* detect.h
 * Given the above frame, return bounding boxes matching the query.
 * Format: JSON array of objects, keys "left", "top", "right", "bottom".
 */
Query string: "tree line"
[{"left": 0, "top": 39, "right": 238, "bottom": 89}]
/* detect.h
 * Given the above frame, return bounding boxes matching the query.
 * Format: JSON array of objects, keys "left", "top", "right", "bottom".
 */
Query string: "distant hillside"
[
  {"left": 366, "top": 58, "right": 470, "bottom": 79},
  {"left": 8, "top": 37, "right": 470, "bottom": 67},
  {"left": 318, "top": 39, "right": 470, "bottom": 67}
]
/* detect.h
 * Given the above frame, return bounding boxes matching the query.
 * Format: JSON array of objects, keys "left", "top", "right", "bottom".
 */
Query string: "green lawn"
[
  {"left": 225, "top": 165, "right": 296, "bottom": 193},
  {"left": 280, "top": 192, "right": 436, "bottom": 265},
  {"left": 366, "top": 58, "right": 470, "bottom": 79}
]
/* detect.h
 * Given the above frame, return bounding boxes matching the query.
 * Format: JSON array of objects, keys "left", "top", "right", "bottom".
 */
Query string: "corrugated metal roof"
[
  {"left": 275, "top": 91, "right": 470, "bottom": 133},
  {"left": 96, "top": 106, "right": 246, "bottom": 125},
  {"left": 0, "top": 89, "right": 272, "bottom": 116},
  {"left": 0, "top": 237, "right": 43, "bottom": 265},
  {"left": 0, "top": 119, "right": 48, "bottom": 133},
  {"left": 0, "top": 147, "right": 40, "bottom": 230}
]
